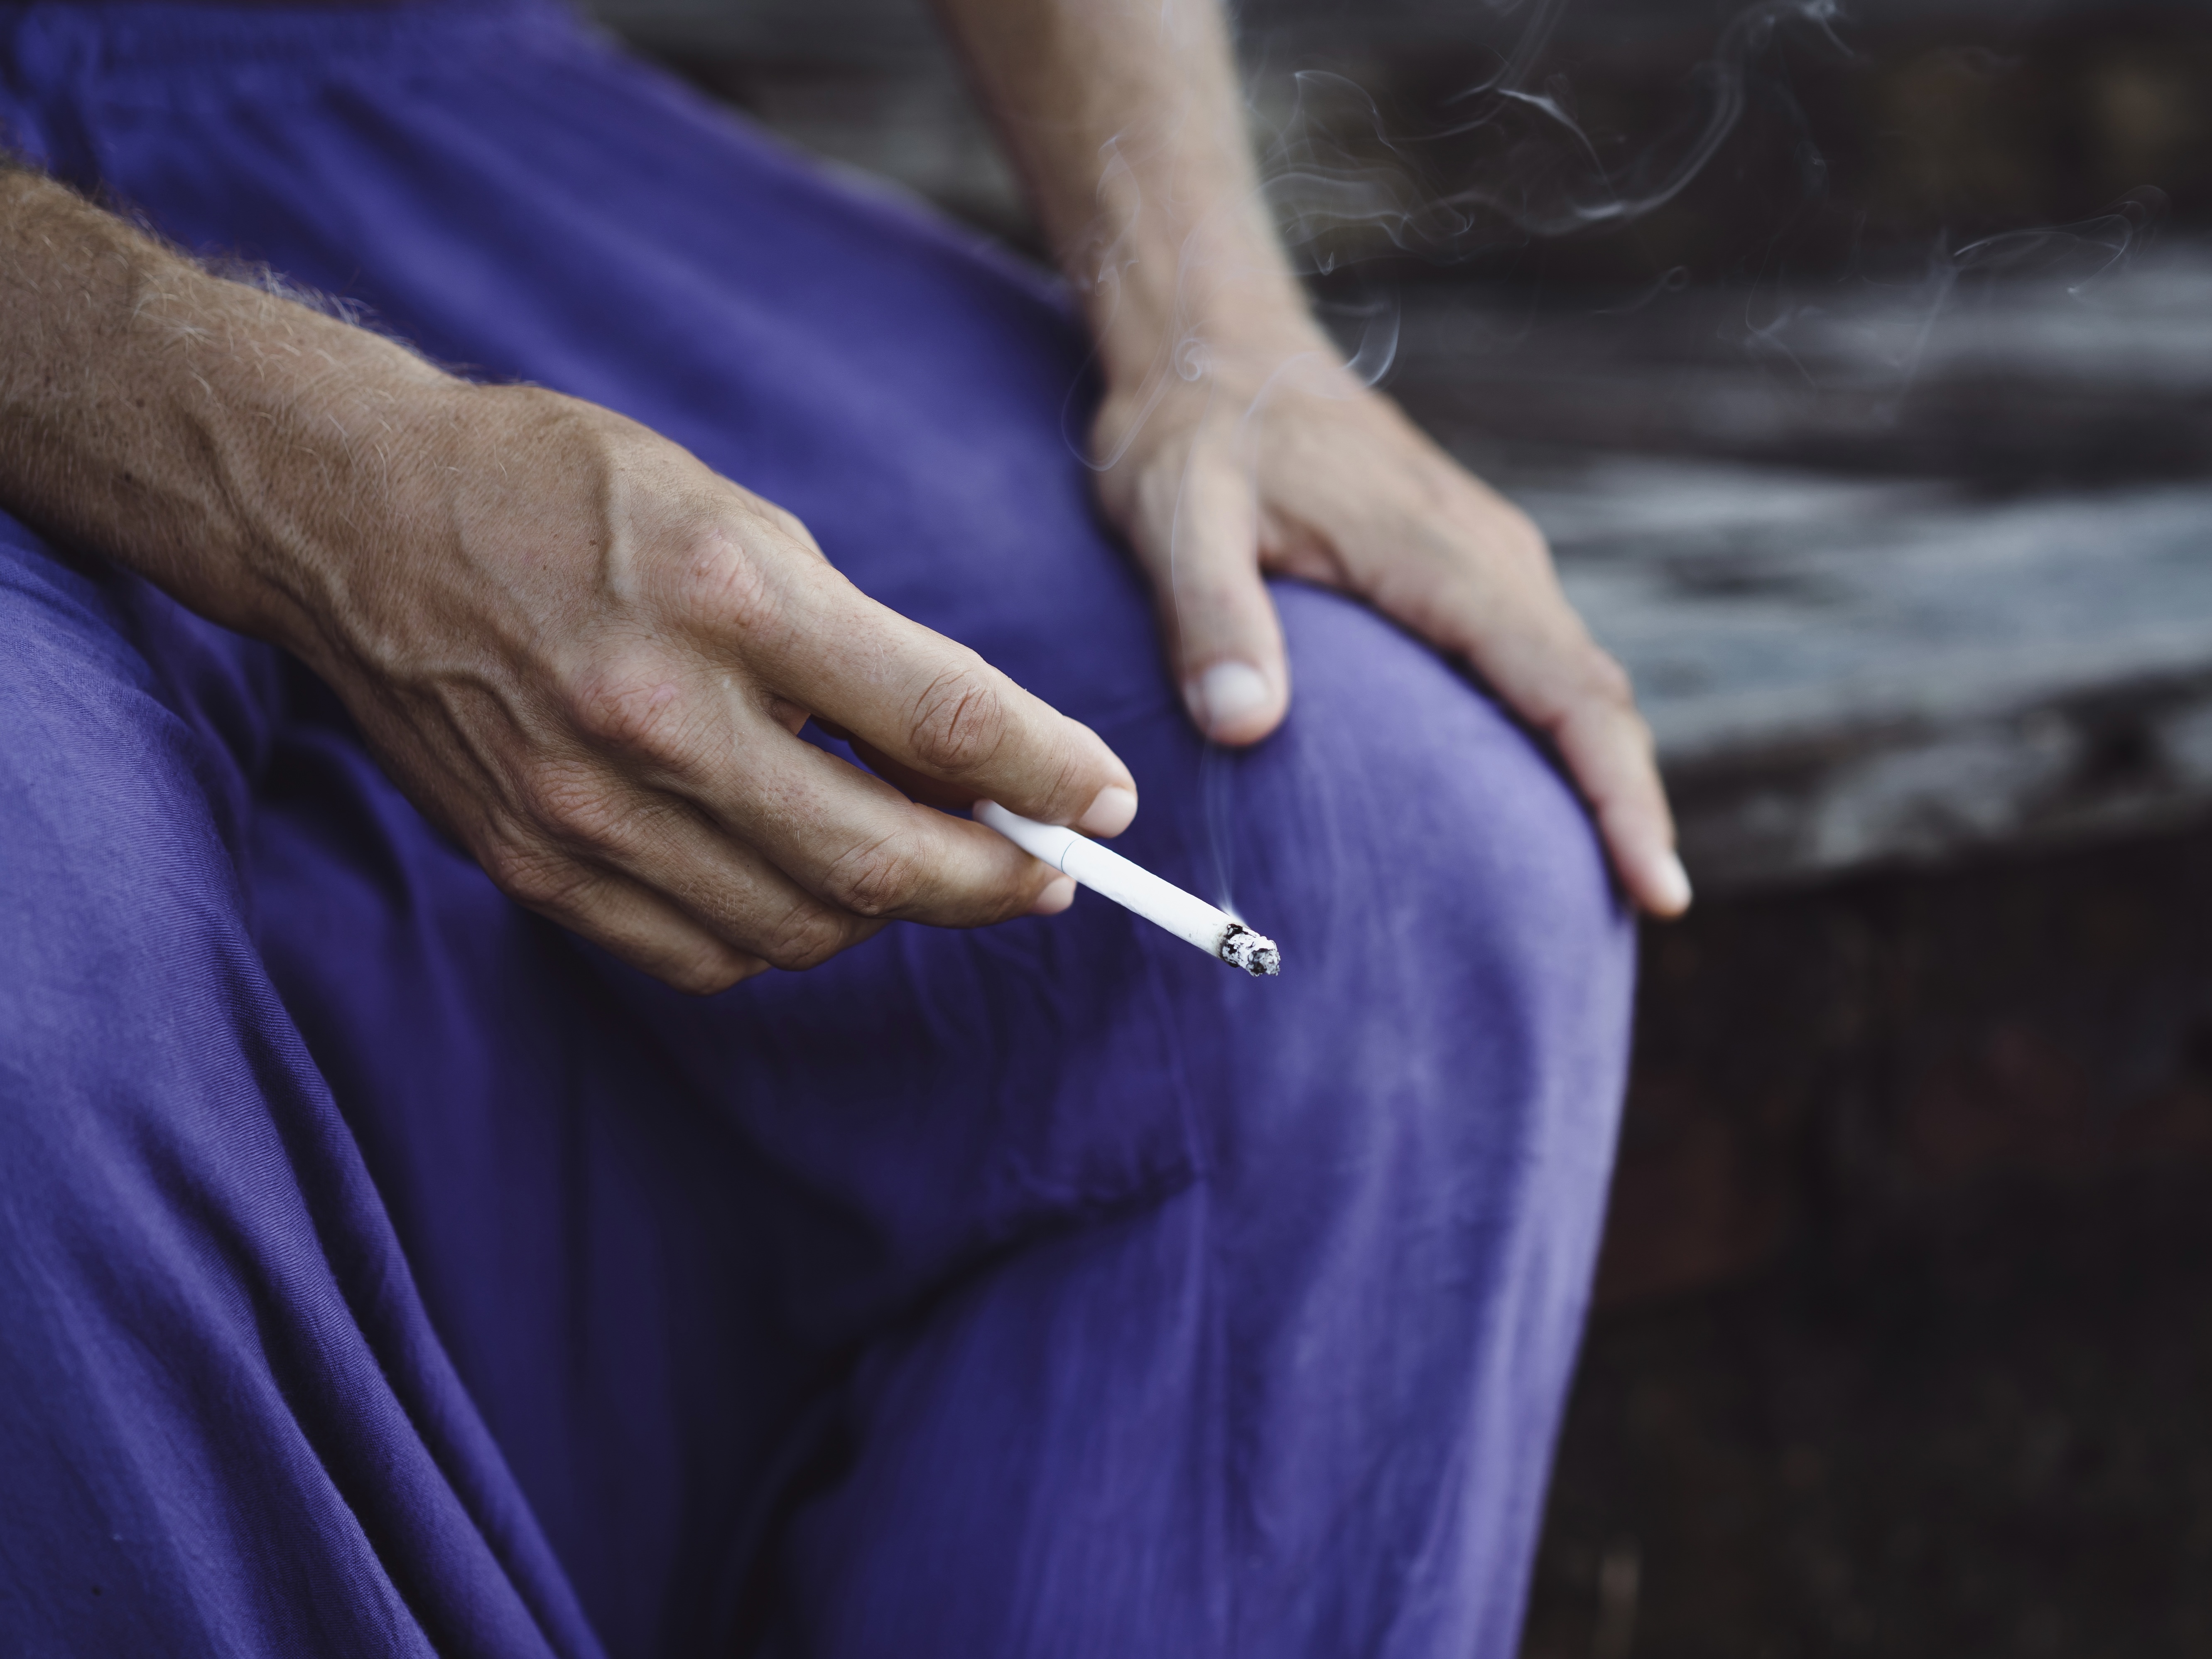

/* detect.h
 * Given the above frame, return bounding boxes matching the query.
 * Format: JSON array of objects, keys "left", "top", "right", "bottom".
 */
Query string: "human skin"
[
  {"left": 0, "top": 0, "right": 1684, "bottom": 999},
  {"left": 0, "top": 170, "right": 1135, "bottom": 992},
  {"left": 934, "top": 0, "right": 1689, "bottom": 919}
]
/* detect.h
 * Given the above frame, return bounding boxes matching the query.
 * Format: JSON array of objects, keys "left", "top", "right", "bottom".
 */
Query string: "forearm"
[
  {"left": 929, "top": 0, "right": 1317, "bottom": 387},
  {"left": 0, "top": 167, "right": 462, "bottom": 658}
]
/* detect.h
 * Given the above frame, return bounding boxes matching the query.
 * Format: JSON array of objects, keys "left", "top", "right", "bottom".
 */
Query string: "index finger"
[
  {"left": 1550, "top": 676, "right": 1692, "bottom": 918},
  {"left": 761, "top": 567, "right": 1140, "bottom": 838},
  {"left": 1457, "top": 599, "right": 1690, "bottom": 917},
  {"left": 1325, "top": 493, "right": 1689, "bottom": 916}
]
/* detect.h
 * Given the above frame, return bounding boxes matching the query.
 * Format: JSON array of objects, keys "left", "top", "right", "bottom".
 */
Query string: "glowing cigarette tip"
[{"left": 975, "top": 801, "right": 1281, "bottom": 977}]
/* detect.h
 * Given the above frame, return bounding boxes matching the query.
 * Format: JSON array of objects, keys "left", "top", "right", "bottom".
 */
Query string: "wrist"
[
  {"left": 1078, "top": 202, "right": 1322, "bottom": 396},
  {"left": 1094, "top": 296, "right": 1326, "bottom": 395},
  {"left": 0, "top": 177, "right": 466, "bottom": 666},
  {"left": 150, "top": 287, "right": 469, "bottom": 666},
  {"left": 1089, "top": 280, "right": 1340, "bottom": 434},
  {"left": 223, "top": 370, "right": 480, "bottom": 676}
]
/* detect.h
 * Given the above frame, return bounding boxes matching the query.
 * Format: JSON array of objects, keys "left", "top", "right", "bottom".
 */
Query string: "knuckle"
[
  {"left": 479, "top": 833, "right": 589, "bottom": 914},
  {"left": 666, "top": 946, "right": 762, "bottom": 997},
  {"left": 758, "top": 901, "right": 855, "bottom": 973},
  {"left": 760, "top": 499, "right": 819, "bottom": 553},
  {"left": 1039, "top": 751, "right": 1093, "bottom": 824},
  {"left": 673, "top": 524, "right": 789, "bottom": 643},
  {"left": 1557, "top": 654, "right": 1658, "bottom": 764},
  {"left": 516, "top": 757, "right": 635, "bottom": 854},
  {"left": 905, "top": 662, "right": 1009, "bottom": 778},
  {"left": 819, "top": 833, "right": 927, "bottom": 920},
  {"left": 566, "top": 655, "right": 699, "bottom": 773},
  {"left": 1578, "top": 646, "right": 1636, "bottom": 709}
]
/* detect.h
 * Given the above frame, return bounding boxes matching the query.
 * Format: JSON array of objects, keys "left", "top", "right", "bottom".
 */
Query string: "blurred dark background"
[
  {"left": 582, "top": 1, "right": 2212, "bottom": 1652},
  {"left": 593, "top": 0, "right": 2212, "bottom": 277}
]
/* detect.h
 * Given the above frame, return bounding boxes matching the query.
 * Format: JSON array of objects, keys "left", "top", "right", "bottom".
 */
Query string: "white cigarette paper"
[{"left": 975, "top": 801, "right": 1281, "bottom": 977}]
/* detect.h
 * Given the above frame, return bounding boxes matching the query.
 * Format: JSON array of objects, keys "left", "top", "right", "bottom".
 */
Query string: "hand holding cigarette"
[{"left": 976, "top": 801, "right": 1281, "bottom": 977}]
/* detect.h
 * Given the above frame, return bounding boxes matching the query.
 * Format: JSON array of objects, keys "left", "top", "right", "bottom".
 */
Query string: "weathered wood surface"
[
  {"left": 1393, "top": 262, "right": 2212, "bottom": 484},
  {"left": 1398, "top": 256, "right": 2212, "bottom": 893},
  {"left": 1498, "top": 457, "right": 2212, "bottom": 893}
]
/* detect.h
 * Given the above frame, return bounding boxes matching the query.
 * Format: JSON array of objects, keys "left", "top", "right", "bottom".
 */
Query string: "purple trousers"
[{"left": 0, "top": 3, "right": 1633, "bottom": 1654}]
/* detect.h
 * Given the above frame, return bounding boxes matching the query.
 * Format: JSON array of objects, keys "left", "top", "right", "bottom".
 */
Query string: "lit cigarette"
[{"left": 976, "top": 800, "right": 1282, "bottom": 977}]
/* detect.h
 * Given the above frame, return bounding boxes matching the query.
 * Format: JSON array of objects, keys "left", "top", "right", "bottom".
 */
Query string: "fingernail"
[
  {"left": 1189, "top": 661, "right": 1271, "bottom": 736},
  {"left": 1077, "top": 785, "right": 1138, "bottom": 837},
  {"left": 1650, "top": 850, "right": 1693, "bottom": 915},
  {"left": 1030, "top": 874, "right": 1077, "bottom": 916}
]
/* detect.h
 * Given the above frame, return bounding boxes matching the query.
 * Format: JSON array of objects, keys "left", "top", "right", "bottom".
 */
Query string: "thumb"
[{"left": 1141, "top": 446, "right": 1290, "bottom": 747}]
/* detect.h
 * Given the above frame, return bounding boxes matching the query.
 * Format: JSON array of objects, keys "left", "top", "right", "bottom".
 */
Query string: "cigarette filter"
[{"left": 975, "top": 800, "right": 1281, "bottom": 977}]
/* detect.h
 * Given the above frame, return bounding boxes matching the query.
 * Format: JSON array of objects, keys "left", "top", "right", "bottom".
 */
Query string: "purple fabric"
[{"left": 0, "top": 3, "right": 1635, "bottom": 1654}]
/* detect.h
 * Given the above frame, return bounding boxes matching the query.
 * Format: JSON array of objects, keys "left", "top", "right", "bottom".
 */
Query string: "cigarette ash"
[{"left": 1219, "top": 923, "right": 1281, "bottom": 978}]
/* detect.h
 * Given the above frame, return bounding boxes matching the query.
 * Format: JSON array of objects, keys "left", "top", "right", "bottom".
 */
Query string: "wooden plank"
[
  {"left": 1486, "top": 453, "right": 2212, "bottom": 892},
  {"left": 1392, "top": 258, "right": 2212, "bottom": 483},
  {"left": 1393, "top": 257, "right": 2212, "bottom": 891}
]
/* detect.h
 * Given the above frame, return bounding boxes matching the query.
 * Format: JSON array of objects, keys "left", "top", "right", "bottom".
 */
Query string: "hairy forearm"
[
  {"left": 0, "top": 168, "right": 462, "bottom": 656},
  {"left": 929, "top": 0, "right": 1315, "bottom": 386}
]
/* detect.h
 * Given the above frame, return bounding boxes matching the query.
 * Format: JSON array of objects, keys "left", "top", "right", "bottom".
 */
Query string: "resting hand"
[{"left": 1090, "top": 320, "right": 1690, "bottom": 918}]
